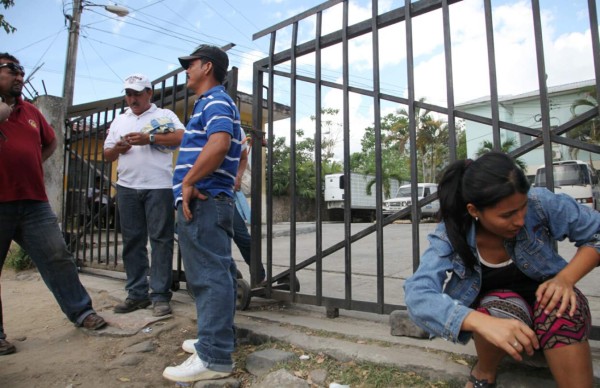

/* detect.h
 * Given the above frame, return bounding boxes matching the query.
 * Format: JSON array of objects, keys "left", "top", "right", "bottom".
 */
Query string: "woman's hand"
[
  {"left": 465, "top": 311, "right": 539, "bottom": 361},
  {"left": 536, "top": 275, "right": 577, "bottom": 318}
]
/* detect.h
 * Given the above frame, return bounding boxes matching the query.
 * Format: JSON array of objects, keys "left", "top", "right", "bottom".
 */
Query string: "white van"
[
  {"left": 533, "top": 160, "right": 600, "bottom": 210},
  {"left": 383, "top": 183, "right": 439, "bottom": 219}
]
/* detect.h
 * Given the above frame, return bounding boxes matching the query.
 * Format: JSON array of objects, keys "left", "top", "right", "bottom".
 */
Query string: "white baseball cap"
[{"left": 123, "top": 73, "right": 152, "bottom": 91}]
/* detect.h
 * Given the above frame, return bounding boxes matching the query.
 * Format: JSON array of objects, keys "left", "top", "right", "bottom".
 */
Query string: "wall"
[
  {"left": 270, "top": 196, "right": 327, "bottom": 223},
  {"left": 35, "top": 95, "right": 65, "bottom": 223}
]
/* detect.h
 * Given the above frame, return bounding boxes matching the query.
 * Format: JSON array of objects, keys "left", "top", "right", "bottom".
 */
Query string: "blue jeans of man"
[
  {"left": 0, "top": 201, "right": 96, "bottom": 339},
  {"left": 177, "top": 193, "right": 237, "bottom": 372},
  {"left": 117, "top": 186, "right": 174, "bottom": 303},
  {"left": 233, "top": 204, "right": 265, "bottom": 282}
]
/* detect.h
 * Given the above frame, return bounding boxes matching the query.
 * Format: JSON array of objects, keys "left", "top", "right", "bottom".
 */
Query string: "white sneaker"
[
  {"left": 182, "top": 339, "right": 197, "bottom": 354},
  {"left": 162, "top": 353, "right": 231, "bottom": 382}
]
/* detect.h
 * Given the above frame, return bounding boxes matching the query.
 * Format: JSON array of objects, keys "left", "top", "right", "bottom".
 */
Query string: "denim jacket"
[{"left": 404, "top": 187, "right": 600, "bottom": 344}]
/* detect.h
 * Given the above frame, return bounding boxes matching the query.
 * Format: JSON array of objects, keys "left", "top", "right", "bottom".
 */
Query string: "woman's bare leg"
[
  {"left": 466, "top": 333, "right": 506, "bottom": 387},
  {"left": 544, "top": 341, "right": 592, "bottom": 388}
]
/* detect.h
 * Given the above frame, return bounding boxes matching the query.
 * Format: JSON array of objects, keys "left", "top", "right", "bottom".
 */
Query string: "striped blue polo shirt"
[{"left": 173, "top": 85, "right": 242, "bottom": 206}]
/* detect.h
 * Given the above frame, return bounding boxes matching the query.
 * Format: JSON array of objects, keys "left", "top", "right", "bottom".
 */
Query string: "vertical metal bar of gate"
[
  {"left": 531, "top": 0, "right": 554, "bottom": 191},
  {"left": 265, "top": 31, "right": 278, "bottom": 295},
  {"left": 288, "top": 21, "right": 299, "bottom": 299},
  {"left": 250, "top": 64, "right": 264, "bottom": 289},
  {"left": 371, "top": 0, "right": 385, "bottom": 313},
  {"left": 341, "top": 0, "right": 352, "bottom": 308},
  {"left": 314, "top": 10, "right": 324, "bottom": 305},
  {"left": 84, "top": 117, "right": 93, "bottom": 262},
  {"left": 405, "top": 0, "right": 420, "bottom": 272},
  {"left": 442, "top": 0, "right": 457, "bottom": 161},
  {"left": 483, "top": 0, "right": 501, "bottom": 150}
]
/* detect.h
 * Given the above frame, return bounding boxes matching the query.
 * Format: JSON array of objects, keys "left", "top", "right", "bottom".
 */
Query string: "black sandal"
[
  {"left": 468, "top": 373, "right": 496, "bottom": 388},
  {"left": 468, "top": 364, "right": 496, "bottom": 388}
]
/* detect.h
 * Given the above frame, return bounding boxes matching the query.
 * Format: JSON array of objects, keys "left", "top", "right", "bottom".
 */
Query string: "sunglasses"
[{"left": 0, "top": 63, "right": 25, "bottom": 77}]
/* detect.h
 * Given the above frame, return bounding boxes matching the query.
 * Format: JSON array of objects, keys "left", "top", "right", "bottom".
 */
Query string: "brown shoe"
[
  {"left": 114, "top": 298, "right": 151, "bottom": 314},
  {"left": 0, "top": 339, "right": 16, "bottom": 355},
  {"left": 152, "top": 301, "right": 172, "bottom": 317},
  {"left": 81, "top": 313, "right": 107, "bottom": 330}
]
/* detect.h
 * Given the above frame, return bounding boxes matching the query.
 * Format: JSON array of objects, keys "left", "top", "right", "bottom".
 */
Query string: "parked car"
[{"left": 383, "top": 183, "right": 439, "bottom": 220}]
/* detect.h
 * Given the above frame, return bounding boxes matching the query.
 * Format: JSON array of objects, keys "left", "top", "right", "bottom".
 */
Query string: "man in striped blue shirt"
[{"left": 163, "top": 45, "right": 242, "bottom": 384}]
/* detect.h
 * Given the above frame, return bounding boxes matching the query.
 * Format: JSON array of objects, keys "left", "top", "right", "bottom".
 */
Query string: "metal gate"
[
  {"left": 249, "top": 0, "right": 600, "bottom": 318},
  {"left": 62, "top": 67, "right": 238, "bottom": 278},
  {"left": 60, "top": 0, "right": 600, "bottom": 328}
]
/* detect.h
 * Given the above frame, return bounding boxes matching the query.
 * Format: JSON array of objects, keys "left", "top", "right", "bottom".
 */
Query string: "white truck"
[
  {"left": 533, "top": 160, "right": 600, "bottom": 210},
  {"left": 383, "top": 183, "right": 440, "bottom": 220},
  {"left": 324, "top": 173, "right": 400, "bottom": 222}
]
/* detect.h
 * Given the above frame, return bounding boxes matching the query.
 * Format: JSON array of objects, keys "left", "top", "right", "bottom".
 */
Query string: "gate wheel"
[
  {"left": 236, "top": 279, "right": 251, "bottom": 311},
  {"left": 274, "top": 273, "right": 300, "bottom": 292}
]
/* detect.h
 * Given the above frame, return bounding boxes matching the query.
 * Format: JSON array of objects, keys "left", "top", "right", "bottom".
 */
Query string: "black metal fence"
[
  {"left": 60, "top": 0, "right": 600, "bottom": 333},
  {"left": 62, "top": 67, "right": 238, "bottom": 275},
  {"left": 249, "top": 0, "right": 600, "bottom": 318}
]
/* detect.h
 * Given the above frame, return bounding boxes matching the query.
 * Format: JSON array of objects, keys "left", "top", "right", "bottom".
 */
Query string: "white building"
[{"left": 458, "top": 79, "right": 599, "bottom": 178}]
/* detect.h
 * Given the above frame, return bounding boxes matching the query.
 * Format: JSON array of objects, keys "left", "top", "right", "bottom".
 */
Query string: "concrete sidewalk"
[{"left": 79, "top": 268, "right": 600, "bottom": 387}]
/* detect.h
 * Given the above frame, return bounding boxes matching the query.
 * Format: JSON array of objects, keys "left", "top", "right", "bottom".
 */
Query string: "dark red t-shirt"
[{"left": 0, "top": 97, "right": 56, "bottom": 202}]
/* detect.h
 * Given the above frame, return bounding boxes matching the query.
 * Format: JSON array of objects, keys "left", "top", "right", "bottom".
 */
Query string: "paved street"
[{"left": 232, "top": 221, "right": 600, "bottom": 322}]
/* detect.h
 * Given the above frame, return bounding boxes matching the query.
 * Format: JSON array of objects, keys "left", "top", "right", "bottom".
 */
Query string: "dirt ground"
[{"left": 0, "top": 268, "right": 210, "bottom": 388}]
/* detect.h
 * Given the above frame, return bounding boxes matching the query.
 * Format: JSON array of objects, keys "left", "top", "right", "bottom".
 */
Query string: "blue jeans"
[
  {"left": 233, "top": 204, "right": 265, "bottom": 282},
  {"left": 117, "top": 186, "right": 174, "bottom": 303},
  {"left": 177, "top": 193, "right": 237, "bottom": 371},
  {"left": 0, "top": 201, "right": 96, "bottom": 338}
]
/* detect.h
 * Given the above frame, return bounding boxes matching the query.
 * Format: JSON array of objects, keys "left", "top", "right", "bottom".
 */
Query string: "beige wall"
[{"left": 36, "top": 95, "right": 65, "bottom": 223}]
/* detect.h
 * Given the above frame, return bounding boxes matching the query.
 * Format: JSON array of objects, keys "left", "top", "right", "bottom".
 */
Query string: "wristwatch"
[{"left": 149, "top": 134, "right": 155, "bottom": 145}]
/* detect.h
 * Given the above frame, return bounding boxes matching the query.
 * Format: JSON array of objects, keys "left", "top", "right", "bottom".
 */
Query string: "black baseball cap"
[{"left": 178, "top": 44, "right": 229, "bottom": 72}]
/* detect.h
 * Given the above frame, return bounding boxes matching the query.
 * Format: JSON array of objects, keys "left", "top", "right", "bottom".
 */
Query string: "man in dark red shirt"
[{"left": 0, "top": 53, "right": 106, "bottom": 355}]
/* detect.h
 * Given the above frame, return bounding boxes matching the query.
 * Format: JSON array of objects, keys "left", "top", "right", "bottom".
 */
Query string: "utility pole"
[
  {"left": 63, "top": 0, "right": 83, "bottom": 110},
  {"left": 62, "top": 1, "right": 128, "bottom": 111}
]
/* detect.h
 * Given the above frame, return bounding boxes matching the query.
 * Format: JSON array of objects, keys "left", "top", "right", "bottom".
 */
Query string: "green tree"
[
  {"left": 351, "top": 120, "right": 409, "bottom": 197},
  {"left": 568, "top": 86, "right": 600, "bottom": 160},
  {"left": 1, "top": 0, "right": 17, "bottom": 34},
  {"left": 380, "top": 99, "right": 450, "bottom": 182},
  {"left": 269, "top": 129, "right": 322, "bottom": 199},
  {"left": 456, "top": 125, "right": 467, "bottom": 160},
  {"left": 310, "top": 108, "right": 343, "bottom": 168},
  {"left": 270, "top": 136, "right": 292, "bottom": 197}
]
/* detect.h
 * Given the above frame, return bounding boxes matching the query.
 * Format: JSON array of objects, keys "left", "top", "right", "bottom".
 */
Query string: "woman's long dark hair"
[{"left": 437, "top": 151, "right": 530, "bottom": 269}]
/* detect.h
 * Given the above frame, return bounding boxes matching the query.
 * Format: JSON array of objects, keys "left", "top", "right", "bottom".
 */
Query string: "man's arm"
[
  {"left": 183, "top": 132, "right": 231, "bottom": 186},
  {"left": 180, "top": 132, "right": 231, "bottom": 221},
  {"left": 235, "top": 148, "right": 248, "bottom": 192},
  {"left": 41, "top": 138, "right": 57, "bottom": 161}
]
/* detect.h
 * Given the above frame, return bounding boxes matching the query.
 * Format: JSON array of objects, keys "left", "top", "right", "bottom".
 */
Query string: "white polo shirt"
[{"left": 104, "top": 104, "right": 184, "bottom": 189}]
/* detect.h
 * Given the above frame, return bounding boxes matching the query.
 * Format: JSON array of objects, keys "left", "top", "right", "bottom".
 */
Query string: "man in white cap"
[{"left": 103, "top": 73, "right": 184, "bottom": 317}]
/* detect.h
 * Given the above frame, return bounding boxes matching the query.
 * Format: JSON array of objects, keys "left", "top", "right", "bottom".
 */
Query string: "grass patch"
[
  {"left": 232, "top": 340, "right": 463, "bottom": 388},
  {"left": 5, "top": 244, "right": 34, "bottom": 271}
]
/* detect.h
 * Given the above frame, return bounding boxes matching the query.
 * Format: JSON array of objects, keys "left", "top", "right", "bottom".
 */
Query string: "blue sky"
[
  {"left": 3, "top": 0, "right": 326, "bottom": 104},
  {"left": 3, "top": 0, "right": 598, "bottom": 156}
]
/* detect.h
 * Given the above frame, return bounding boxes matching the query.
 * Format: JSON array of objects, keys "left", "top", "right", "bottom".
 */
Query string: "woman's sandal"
[
  {"left": 468, "top": 364, "right": 496, "bottom": 388},
  {"left": 468, "top": 373, "right": 496, "bottom": 388}
]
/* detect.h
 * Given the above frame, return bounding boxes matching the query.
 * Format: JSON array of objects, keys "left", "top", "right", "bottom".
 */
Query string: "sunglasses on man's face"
[{"left": 0, "top": 63, "right": 25, "bottom": 77}]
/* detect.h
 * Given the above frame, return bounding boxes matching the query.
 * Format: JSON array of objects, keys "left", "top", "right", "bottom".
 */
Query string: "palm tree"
[
  {"left": 475, "top": 138, "right": 527, "bottom": 171},
  {"left": 568, "top": 86, "right": 599, "bottom": 160}
]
